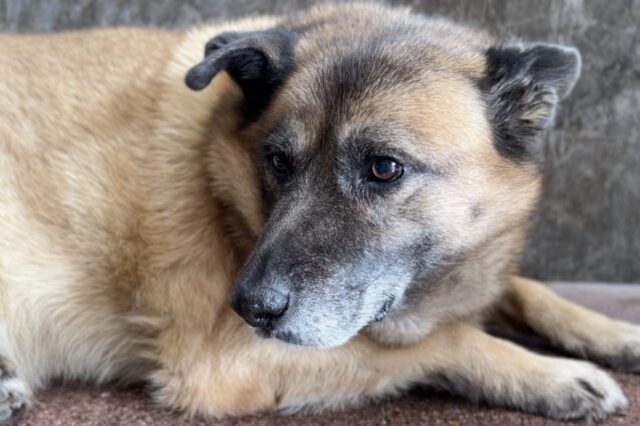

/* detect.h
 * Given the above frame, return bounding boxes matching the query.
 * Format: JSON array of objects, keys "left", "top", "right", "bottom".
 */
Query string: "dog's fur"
[{"left": 1, "top": 3, "right": 639, "bottom": 423}]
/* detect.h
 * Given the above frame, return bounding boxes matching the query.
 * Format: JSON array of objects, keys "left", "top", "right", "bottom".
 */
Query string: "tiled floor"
[{"left": 19, "top": 283, "right": 640, "bottom": 426}]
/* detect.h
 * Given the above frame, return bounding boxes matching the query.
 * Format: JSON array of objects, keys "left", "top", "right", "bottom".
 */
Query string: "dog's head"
[{"left": 186, "top": 4, "right": 581, "bottom": 347}]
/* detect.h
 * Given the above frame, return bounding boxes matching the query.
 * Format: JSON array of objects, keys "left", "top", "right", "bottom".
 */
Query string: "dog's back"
[
  {"left": 0, "top": 28, "right": 177, "bottom": 387},
  {"left": 0, "top": 12, "right": 276, "bottom": 396}
]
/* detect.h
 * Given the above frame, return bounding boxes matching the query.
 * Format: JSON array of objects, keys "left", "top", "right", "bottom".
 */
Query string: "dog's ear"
[
  {"left": 185, "top": 29, "right": 296, "bottom": 121},
  {"left": 482, "top": 43, "right": 581, "bottom": 160}
]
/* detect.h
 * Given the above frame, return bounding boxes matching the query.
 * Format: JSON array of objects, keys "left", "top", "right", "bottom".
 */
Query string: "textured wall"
[{"left": 1, "top": 0, "right": 639, "bottom": 282}]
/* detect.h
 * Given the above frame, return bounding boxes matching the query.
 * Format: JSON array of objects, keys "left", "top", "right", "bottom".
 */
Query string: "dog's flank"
[{"left": 0, "top": 2, "right": 638, "bottom": 423}]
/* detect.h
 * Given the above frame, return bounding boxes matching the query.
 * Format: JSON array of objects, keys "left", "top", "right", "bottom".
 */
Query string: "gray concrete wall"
[{"left": 1, "top": 0, "right": 638, "bottom": 282}]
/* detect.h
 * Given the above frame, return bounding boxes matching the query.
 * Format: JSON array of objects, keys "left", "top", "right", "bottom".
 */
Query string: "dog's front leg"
[
  {"left": 415, "top": 323, "right": 627, "bottom": 421},
  {"left": 503, "top": 276, "right": 640, "bottom": 373},
  {"left": 152, "top": 321, "right": 626, "bottom": 421},
  {"left": 150, "top": 325, "right": 443, "bottom": 418}
]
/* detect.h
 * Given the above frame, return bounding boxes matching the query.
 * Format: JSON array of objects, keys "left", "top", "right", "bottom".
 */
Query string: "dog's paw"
[
  {"left": 533, "top": 359, "right": 628, "bottom": 421},
  {"left": 0, "top": 367, "right": 31, "bottom": 424},
  {"left": 591, "top": 322, "right": 640, "bottom": 374}
]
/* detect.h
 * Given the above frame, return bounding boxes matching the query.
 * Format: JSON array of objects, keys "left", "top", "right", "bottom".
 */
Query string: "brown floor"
[{"left": 17, "top": 283, "right": 640, "bottom": 426}]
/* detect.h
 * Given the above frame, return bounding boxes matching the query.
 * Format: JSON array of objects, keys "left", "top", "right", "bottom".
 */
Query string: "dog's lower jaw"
[
  {"left": 255, "top": 327, "right": 309, "bottom": 346},
  {"left": 249, "top": 296, "right": 401, "bottom": 348}
]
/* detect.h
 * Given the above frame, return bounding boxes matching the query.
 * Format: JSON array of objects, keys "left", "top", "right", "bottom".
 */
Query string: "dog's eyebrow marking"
[
  {"left": 258, "top": 118, "right": 310, "bottom": 153},
  {"left": 262, "top": 137, "right": 292, "bottom": 156},
  {"left": 259, "top": 125, "right": 299, "bottom": 155}
]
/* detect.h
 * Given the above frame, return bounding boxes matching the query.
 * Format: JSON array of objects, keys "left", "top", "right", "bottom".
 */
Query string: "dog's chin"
[
  {"left": 255, "top": 326, "right": 353, "bottom": 348},
  {"left": 255, "top": 327, "right": 309, "bottom": 346},
  {"left": 254, "top": 297, "right": 398, "bottom": 348}
]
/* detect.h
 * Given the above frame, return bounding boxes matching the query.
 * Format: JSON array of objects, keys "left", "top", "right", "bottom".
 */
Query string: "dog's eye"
[
  {"left": 268, "top": 152, "right": 290, "bottom": 178},
  {"left": 369, "top": 158, "right": 403, "bottom": 182}
]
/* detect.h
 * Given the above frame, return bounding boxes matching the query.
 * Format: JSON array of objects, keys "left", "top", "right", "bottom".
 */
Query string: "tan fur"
[
  {"left": 0, "top": 3, "right": 638, "bottom": 422},
  {"left": 504, "top": 277, "right": 640, "bottom": 367}
]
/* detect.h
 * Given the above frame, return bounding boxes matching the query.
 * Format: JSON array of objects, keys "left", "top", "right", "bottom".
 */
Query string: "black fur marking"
[
  {"left": 185, "top": 29, "right": 297, "bottom": 122},
  {"left": 577, "top": 378, "right": 605, "bottom": 400},
  {"left": 480, "top": 43, "right": 580, "bottom": 162}
]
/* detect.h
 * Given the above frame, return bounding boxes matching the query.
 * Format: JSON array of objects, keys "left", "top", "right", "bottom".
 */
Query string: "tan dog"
[{"left": 1, "top": 3, "right": 639, "bottom": 423}]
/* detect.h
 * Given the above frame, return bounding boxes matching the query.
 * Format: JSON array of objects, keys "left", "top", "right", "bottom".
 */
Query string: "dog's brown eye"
[{"left": 369, "top": 158, "right": 403, "bottom": 182}]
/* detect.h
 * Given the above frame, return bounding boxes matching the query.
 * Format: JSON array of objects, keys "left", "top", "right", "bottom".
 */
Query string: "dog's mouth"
[
  {"left": 253, "top": 295, "right": 397, "bottom": 347},
  {"left": 255, "top": 327, "right": 307, "bottom": 345},
  {"left": 373, "top": 296, "right": 396, "bottom": 322}
]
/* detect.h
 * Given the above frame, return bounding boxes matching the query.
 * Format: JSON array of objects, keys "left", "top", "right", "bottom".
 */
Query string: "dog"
[{"left": 1, "top": 2, "right": 639, "bottom": 423}]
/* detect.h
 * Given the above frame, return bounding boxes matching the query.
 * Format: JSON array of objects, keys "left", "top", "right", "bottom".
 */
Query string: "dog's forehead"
[
  {"left": 276, "top": 47, "right": 420, "bottom": 140},
  {"left": 262, "top": 43, "right": 494, "bottom": 167}
]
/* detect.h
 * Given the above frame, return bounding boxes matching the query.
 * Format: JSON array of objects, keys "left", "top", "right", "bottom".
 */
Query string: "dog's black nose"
[{"left": 231, "top": 287, "right": 289, "bottom": 331}]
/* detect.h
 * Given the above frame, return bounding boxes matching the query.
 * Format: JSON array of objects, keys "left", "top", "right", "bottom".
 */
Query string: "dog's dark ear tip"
[
  {"left": 529, "top": 43, "right": 582, "bottom": 98},
  {"left": 556, "top": 45, "right": 582, "bottom": 98},
  {"left": 184, "top": 68, "right": 211, "bottom": 91}
]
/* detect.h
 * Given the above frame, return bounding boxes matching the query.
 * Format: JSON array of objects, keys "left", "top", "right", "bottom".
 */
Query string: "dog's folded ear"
[
  {"left": 185, "top": 29, "right": 296, "bottom": 121},
  {"left": 482, "top": 43, "right": 581, "bottom": 160}
]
